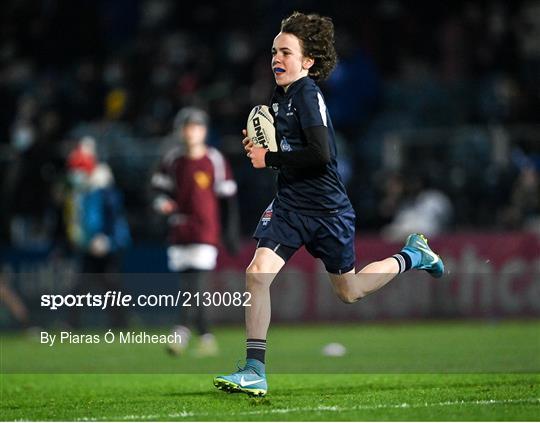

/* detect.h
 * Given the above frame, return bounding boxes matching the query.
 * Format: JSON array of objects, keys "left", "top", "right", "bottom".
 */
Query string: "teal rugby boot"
[
  {"left": 402, "top": 233, "right": 445, "bottom": 278},
  {"left": 214, "top": 359, "right": 267, "bottom": 397}
]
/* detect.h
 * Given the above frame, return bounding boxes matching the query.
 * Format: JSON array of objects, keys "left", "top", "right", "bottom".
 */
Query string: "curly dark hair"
[{"left": 280, "top": 11, "right": 337, "bottom": 81}]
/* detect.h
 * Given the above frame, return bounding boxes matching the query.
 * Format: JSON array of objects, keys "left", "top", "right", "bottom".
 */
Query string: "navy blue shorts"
[{"left": 253, "top": 200, "right": 356, "bottom": 274}]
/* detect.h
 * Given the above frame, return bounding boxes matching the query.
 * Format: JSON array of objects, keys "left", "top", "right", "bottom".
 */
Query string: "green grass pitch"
[{"left": 1, "top": 320, "right": 539, "bottom": 421}]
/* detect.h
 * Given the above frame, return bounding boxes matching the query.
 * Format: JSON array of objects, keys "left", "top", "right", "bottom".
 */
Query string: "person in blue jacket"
[{"left": 64, "top": 138, "right": 131, "bottom": 328}]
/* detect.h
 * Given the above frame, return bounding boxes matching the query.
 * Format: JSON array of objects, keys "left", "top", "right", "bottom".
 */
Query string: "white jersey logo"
[{"left": 280, "top": 137, "right": 292, "bottom": 152}]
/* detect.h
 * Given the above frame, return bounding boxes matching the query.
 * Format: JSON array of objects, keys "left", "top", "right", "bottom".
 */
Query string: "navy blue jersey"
[{"left": 270, "top": 77, "right": 351, "bottom": 215}]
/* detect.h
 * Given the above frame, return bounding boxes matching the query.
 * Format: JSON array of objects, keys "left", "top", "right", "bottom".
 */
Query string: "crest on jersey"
[
  {"left": 280, "top": 137, "right": 292, "bottom": 152},
  {"left": 261, "top": 209, "right": 272, "bottom": 226},
  {"left": 194, "top": 171, "right": 211, "bottom": 190},
  {"left": 272, "top": 103, "right": 279, "bottom": 114}
]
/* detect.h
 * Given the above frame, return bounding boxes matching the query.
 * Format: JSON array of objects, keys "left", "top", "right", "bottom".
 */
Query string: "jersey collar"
[{"left": 275, "top": 76, "right": 310, "bottom": 97}]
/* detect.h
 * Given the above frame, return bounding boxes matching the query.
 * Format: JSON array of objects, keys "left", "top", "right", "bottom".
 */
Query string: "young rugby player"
[{"left": 214, "top": 12, "right": 444, "bottom": 396}]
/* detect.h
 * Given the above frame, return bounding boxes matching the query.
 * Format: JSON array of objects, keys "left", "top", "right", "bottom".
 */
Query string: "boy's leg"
[
  {"left": 245, "top": 247, "right": 286, "bottom": 339},
  {"left": 329, "top": 258, "right": 399, "bottom": 303},
  {"left": 189, "top": 270, "right": 220, "bottom": 357},
  {"left": 166, "top": 270, "right": 193, "bottom": 355},
  {"left": 329, "top": 234, "right": 444, "bottom": 303},
  {"left": 214, "top": 245, "right": 289, "bottom": 397},
  {"left": 215, "top": 201, "right": 302, "bottom": 396}
]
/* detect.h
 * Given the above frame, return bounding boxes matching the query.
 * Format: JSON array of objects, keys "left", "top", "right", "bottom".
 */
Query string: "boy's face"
[
  {"left": 271, "top": 32, "right": 314, "bottom": 89},
  {"left": 181, "top": 122, "right": 207, "bottom": 148}
]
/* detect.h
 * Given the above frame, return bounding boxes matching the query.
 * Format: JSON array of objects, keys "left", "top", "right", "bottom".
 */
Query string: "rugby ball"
[{"left": 246, "top": 105, "right": 278, "bottom": 152}]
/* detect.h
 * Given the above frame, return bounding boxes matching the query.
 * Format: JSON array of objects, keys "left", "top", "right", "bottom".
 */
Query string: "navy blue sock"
[
  {"left": 392, "top": 251, "right": 414, "bottom": 273},
  {"left": 246, "top": 338, "right": 266, "bottom": 364}
]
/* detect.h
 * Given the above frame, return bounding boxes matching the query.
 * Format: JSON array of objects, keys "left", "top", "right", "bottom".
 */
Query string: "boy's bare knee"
[
  {"left": 246, "top": 262, "right": 260, "bottom": 274},
  {"left": 335, "top": 286, "right": 360, "bottom": 304},
  {"left": 245, "top": 264, "right": 274, "bottom": 290},
  {"left": 246, "top": 262, "right": 276, "bottom": 274}
]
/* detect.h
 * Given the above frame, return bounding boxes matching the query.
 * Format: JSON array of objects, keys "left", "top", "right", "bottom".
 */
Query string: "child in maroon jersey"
[{"left": 151, "top": 107, "right": 238, "bottom": 356}]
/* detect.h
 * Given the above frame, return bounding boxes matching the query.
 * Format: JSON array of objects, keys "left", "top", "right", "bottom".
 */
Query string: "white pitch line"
[{"left": 75, "top": 397, "right": 540, "bottom": 421}]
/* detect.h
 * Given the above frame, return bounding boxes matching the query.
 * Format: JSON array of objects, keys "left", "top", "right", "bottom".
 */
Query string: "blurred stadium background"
[{"left": 0, "top": 0, "right": 539, "bottom": 328}]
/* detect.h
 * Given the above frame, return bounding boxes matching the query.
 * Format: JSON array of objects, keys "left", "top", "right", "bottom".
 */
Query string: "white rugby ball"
[{"left": 246, "top": 105, "right": 278, "bottom": 152}]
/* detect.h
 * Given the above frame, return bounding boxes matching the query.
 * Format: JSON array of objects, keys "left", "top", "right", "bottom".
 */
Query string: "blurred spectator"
[
  {"left": 151, "top": 107, "right": 239, "bottom": 357},
  {"left": 63, "top": 137, "right": 131, "bottom": 328},
  {"left": 499, "top": 160, "right": 540, "bottom": 232},
  {"left": 516, "top": 1, "right": 540, "bottom": 100},
  {"left": 3, "top": 95, "right": 62, "bottom": 248},
  {"left": 378, "top": 172, "right": 406, "bottom": 225},
  {"left": 382, "top": 175, "right": 453, "bottom": 241},
  {"left": 324, "top": 30, "right": 381, "bottom": 141}
]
